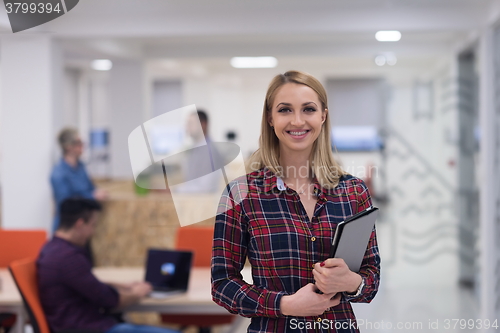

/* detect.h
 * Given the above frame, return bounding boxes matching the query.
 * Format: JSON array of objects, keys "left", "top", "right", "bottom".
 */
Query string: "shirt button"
[
  {"left": 312, "top": 263, "right": 315, "bottom": 268},
  {"left": 311, "top": 236, "right": 317, "bottom": 242},
  {"left": 317, "top": 317, "right": 322, "bottom": 322}
]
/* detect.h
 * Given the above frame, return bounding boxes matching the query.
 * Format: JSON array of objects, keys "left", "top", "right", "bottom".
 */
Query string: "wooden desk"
[{"left": 0, "top": 267, "right": 251, "bottom": 332}]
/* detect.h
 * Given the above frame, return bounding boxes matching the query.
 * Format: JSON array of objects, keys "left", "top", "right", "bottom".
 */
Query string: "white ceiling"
[{"left": 10, "top": 0, "right": 497, "bottom": 60}]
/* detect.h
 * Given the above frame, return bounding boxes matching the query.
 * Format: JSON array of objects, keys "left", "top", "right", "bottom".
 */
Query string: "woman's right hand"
[{"left": 280, "top": 283, "right": 341, "bottom": 317}]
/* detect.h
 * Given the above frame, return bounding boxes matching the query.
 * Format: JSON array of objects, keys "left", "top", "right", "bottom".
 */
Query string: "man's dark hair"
[
  {"left": 197, "top": 110, "right": 208, "bottom": 124},
  {"left": 59, "top": 198, "right": 102, "bottom": 230}
]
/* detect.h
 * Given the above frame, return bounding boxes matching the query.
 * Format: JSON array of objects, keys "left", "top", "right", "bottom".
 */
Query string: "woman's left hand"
[{"left": 312, "top": 258, "right": 362, "bottom": 295}]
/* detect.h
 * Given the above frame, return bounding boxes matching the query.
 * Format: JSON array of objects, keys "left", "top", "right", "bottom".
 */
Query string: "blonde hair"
[
  {"left": 247, "top": 70, "right": 346, "bottom": 189},
  {"left": 58, "top": 127, "right": 79, "bottom": 154}
]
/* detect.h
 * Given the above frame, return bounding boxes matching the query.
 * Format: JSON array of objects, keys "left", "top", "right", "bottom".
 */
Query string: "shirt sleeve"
[
  {"left": 343, "top": 179, "right": 381, "bottom": 303},
  {"left": 61, "top": 251, "right": 119, "bottom": 308},
  {"left": 50, "top": 165, "right": 95, "bottom": 206},
  {"left": 50, "top": 172, "right": 73, "bottom": 207},
  {"left": 81, "top": 164, "right": 96, "bottom": 196},
  {"left": 211, "top": 182, "right": 288, "bottom": 318}
]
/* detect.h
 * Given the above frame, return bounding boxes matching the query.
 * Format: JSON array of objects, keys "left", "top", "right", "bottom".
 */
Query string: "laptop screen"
[{"left": 145, "top": 249, "right": 193, "bottom": 291}]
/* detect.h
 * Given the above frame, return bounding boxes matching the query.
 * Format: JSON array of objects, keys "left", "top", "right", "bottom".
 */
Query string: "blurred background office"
[{"left": 0, "top": 0, "right": 499, "bottom": 332}]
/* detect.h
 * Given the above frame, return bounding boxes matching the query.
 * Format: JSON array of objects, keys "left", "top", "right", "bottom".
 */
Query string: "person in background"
[
  {"left": 50, "top": 127, "right": 108, "bottom": 232},
  {"left": 37, "top": 198, "right": 180, "bottom": 333},
  {"left": 175, "top": 110, "right": 224, "bottom": 193}
]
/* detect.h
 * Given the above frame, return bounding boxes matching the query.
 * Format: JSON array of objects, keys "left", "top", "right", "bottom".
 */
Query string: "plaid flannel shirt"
[{"left": 212, "top": 167, "right": 380, "bottom": 332}]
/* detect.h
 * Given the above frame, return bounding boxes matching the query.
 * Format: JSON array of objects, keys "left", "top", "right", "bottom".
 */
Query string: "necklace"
[
  {"left": 286, "top": 185, "right": 306, "bottom": 195},
  {"left": 296, "top": 187, "right": 319, "bottom": 196},
  {"left": 283, "top": 178, "right": 314, "bottom": 196},
  {"left": 295, "top": 187, "right": 316, "bottom": 196}
]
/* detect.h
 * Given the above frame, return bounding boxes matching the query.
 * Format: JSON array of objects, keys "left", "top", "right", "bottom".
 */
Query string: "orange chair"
[
  {"left": 161, "top": 226, "right": 235, "bottom": 333},
  {"left": 0, "top": 229, "right": 47, "bottom": 332},
  {"left": 9, "top": 258, "right": 51, "bottom": 333},
  {"left": 9, "top": 258, "right": 102, "bottom": 333},
  {"left": 0, "top": 229, "right": 47, "bottom": 267}
]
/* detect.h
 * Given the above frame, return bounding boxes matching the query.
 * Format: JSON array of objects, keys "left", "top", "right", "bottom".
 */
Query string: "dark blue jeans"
[{"left": 106, "top": 323, "right": 179, "bottom": 333}]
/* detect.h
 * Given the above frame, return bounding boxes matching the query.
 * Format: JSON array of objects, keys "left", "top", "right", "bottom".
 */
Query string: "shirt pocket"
[{"left": 247, "top": 217, "right": 310, "bottom": 268}]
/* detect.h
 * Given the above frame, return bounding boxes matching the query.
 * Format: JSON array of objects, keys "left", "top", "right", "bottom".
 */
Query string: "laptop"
[{"left": 144, "top": 248, "right": 193, "bottom": 298}]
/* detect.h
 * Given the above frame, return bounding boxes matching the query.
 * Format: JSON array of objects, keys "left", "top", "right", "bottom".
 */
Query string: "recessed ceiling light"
[
  {"left": 385, "top": 53, "right": 398, "bottom": 66},
  {"left": 230, "top": 57, "right": 278, "bottom": 69},
  {"left": 375, "top": 31, "right": 401, "bottom": 42},
  {"left": 374, "top": 55, "right": 386, "bottom": 66},
  {"left": 374, "top": 53, "right": 397, "bottom": 66},
  {"left": 91, "top": 59, "right": 113, "bottom": 71}
]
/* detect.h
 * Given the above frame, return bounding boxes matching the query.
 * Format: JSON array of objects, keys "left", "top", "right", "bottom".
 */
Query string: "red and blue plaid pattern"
[{"left": 212, "top": 167, "right": 380, "bottom": 332}]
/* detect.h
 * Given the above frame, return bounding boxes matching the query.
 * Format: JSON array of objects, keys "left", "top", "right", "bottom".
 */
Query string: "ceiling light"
[
  {"left": 374, "top": 55, "right": 386, "bottom": 66},
  {"left": 91, "top": 59, "right": 113, "bottom": 71},
  {"left": 374, "top": 53, "right": 398, "bottom": 66},
  {"left": 386, "top": 53, "right": 397, "bottom": 66},
  {"left": 375, "top": 31, "right": 401, "bottom": 42},
  {"left": 230, "top": 57, "right": 278, "bottom": 69}
]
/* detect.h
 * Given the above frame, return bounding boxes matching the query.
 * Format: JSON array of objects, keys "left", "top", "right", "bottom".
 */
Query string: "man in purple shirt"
[{"left": 37, "top": 198, "right": 179, "bottom": 333}]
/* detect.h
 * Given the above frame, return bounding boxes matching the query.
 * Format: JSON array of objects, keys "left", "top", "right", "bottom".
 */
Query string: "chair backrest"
[
  {"left": 0, "top": 229, "right": 47, "bottom": 267},
  {"left": 175, "top": 226, "right": 215, "bottom": 267},
  {"left": 9, "top": 258, "right": 51, "bottom": 333}
]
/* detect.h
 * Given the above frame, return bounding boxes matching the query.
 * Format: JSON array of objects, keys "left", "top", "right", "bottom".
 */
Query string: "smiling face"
[{"left": 268, "top": 83, "right": 327, "bottom": 156}]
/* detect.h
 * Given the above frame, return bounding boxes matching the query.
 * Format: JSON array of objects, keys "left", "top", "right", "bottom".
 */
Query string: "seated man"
[{"left": 37, "top": 198, "right": 179, "bottom": 333}]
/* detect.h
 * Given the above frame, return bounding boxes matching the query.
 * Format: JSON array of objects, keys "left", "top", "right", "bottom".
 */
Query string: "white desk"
[
  {"left": 0, "top": 267, "right": 252, "bottom": 332},
  {"left": 0, "top": 269, "right": 27, "bottom": 333},
  {"left": 94, "top": 267, "right": 252, "bottom": 314}
]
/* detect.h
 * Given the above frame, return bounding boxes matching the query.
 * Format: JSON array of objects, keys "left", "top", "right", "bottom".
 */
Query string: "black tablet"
[{"left": 329, "top": 207, "right": 379, "bottom": 272}]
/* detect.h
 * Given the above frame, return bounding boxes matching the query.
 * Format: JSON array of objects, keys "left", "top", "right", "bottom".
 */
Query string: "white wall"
[
  {"left": 0, "top": 36, "right": 62, "bottom": 232},
  {"left": 382, "top": 58, "right": 460, "bottom": 287},
  {"left": 62, "top": 69, "right": 80, "bottom": 131},
  {"left": 108, "top": 60, "right": 146, "bottom": 179},
  {"left": 327, "top": 78, "right": 385, "bottom": 127}
]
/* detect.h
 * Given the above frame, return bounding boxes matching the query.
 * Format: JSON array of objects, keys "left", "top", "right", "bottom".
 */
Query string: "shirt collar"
[
  {"left": 53, "top": 235, "right": 85, "bottom": 250},
  {"left": 262, "top": 167, "right": 278, "bottom": 193},
  {"left": 261, "top": 166, "right": 327, "bottom": 201},
  {"left": 276, "top": 176, "right": 286, "bottom": 191},
  {"left": 61, "top": 157, "right": 82, "bottom": 171}
]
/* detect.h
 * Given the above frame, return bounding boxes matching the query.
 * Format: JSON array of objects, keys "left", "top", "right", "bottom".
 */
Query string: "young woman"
[{"left": 211, "top": 71, "right": 380, "bottom": 332}]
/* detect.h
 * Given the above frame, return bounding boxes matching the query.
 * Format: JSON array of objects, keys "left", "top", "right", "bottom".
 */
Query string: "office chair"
[
  {"left": 0, "top": 229, "right": 47, "bottom": 332},
  {"left": 9, "top": 258, "right": 102, "bottom": 333},
  {"left": 160, "top": 226, "right": 236, "bottom": 333},
  {"left": 0, "top": 229, "right": 47, "bottom": 268}
]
